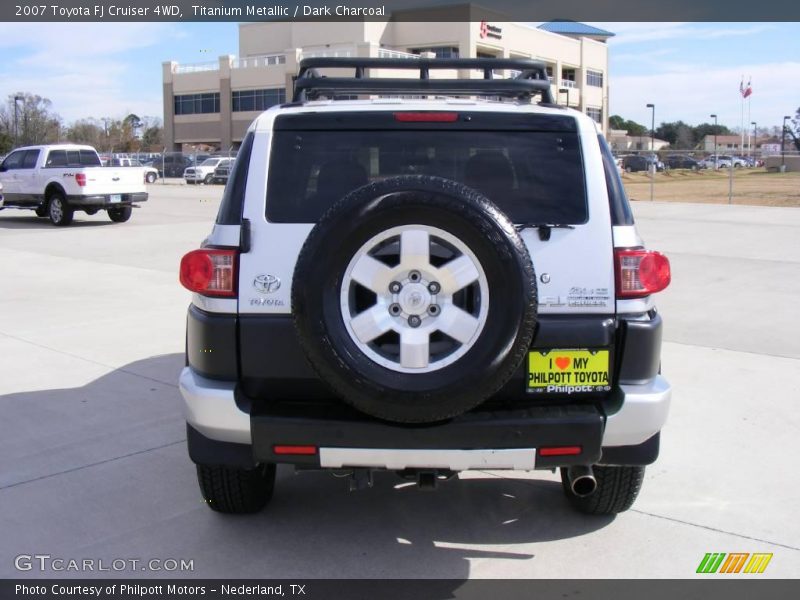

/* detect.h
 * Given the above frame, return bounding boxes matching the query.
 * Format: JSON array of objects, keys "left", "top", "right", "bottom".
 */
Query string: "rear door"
[{"left": 240, "top": 109, "right": 614, "bottom": 317}]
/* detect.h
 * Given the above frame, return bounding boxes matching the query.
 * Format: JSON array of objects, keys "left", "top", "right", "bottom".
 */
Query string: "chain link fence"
[{"left": 614, "top": 149, "right": 800, "bottom": 207}]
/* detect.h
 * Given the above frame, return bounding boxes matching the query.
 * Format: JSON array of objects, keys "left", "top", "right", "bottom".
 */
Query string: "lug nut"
[
  {"left": 428, "top": 305, "right": 440, "bottom": 316},
  {"left": 389, "top": 281, "right": 402, "bottom": 293},
  {"left": 428, "top": 282, "right": 441, "bottom": 294},
  {"left": 389, "top": 303, "right": 402, "bottom": 316},
  {"left": 408, "top": 270, "right": 421, "bottom": 283},
  {"left": 408, "top": 315, "right": 422, "bottom": 328}
]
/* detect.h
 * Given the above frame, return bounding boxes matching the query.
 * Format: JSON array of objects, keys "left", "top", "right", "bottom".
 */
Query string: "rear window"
[
  {"left": 266, "top": 121, "right": 587, "bottom": 225},
  {"left": 45, "top": 149, "right": 101, "bottom": 167}
]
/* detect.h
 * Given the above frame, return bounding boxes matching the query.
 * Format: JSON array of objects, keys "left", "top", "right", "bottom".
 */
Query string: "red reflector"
[
  {"left": 394, "top": 112, "right": 459, "bottom": 123},
  {"left": 273, "top": 445, "right": 317, "bottom": 456},
  {"left": 179, "top": 248, "right": 237, "bottom": 297},
  {"left": 539, "top": 446, "right": 582, "bottom": 457},
  {"left": 76, "top": 173, "right": 87, "bottom": 187},
  {"left": 615, "top": 248, "right": 671, "bottom": 299}
]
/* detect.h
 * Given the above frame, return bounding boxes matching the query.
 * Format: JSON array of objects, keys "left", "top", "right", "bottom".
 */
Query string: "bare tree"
[{"left": 0, "top": 93, "right": 62, "bottom": 147}]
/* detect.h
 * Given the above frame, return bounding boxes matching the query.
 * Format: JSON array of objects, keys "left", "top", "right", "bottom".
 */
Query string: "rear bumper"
[
  {"left": 179, "top": 367, "right": 671, "bottom": 470},
  {"left": 66, "top": 192, "right": 148, "bottom": 207}
]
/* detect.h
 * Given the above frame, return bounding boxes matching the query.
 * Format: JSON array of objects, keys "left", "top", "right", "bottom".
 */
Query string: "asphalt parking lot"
[{"left": 1, "top": 184, "right": 798, "bottom": 579}]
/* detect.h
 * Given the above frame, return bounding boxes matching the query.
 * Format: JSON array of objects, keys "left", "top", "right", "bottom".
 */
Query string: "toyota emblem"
[{"left": 253, "top": 274, "right": 281, "bottom": 294}]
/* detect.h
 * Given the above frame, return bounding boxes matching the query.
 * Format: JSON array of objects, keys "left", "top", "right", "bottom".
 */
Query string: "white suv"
[{"left": 178, "top": 58, "right": 672, "bottom": 516}]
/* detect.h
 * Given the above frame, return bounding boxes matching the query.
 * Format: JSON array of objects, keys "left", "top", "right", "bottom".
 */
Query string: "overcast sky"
[{"left": 0, "top": 21, "right": 797, "bottom": 130}]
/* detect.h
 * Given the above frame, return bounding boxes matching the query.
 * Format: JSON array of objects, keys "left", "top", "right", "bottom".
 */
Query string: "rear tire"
[
  {"left": 196, "top": 464, "right": 276, "bottom": 514},
  {"left": 108, "top": 206, "right": 132, "bottom": 223},
  {"left": 561, "top": 465, "right": 645, "bottom": 515},
  {"left": 47, "top": 193, "right": 73, "bottom": 226},
  {"left": 146, "top": 172, "right": 157, "bottom": 184}
]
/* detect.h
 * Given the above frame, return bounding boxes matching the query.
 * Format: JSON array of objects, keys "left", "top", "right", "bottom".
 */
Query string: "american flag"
[{"left": 740, "top": 77, "right": 753, "bottom": 98}]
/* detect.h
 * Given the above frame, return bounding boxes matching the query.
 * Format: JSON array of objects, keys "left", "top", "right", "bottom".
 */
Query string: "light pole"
[
  {"left": 559, "top": 87, "right": 570, "bottom": 107},
  {"left": 646, "top": 103, "right": 655, "bottom": 201},
  {"left": 750, "top": 121, "right": 757, "bottom": 163},
  {"left": 13, "top": 95, "right": 24, "bottom": 148},
  {"left": 710, "top": 114, "right": 718, "bottom": 166},
  {"left": 781, "top": 115, "right": 791, "bottom": 171}
]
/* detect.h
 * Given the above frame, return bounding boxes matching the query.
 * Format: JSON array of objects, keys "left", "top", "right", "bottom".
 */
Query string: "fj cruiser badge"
[{"left": 253, "top": 274, "right": 281, "bottom": 294}]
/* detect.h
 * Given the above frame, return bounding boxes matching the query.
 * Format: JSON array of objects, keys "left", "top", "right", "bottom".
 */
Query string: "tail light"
[
  {"left": 75, "top": 173, "right": 86, "bottom": 187},
  {"left": 273, "top": 445, "right": 317, "bottom": 456},
  {"left": 179, "top": 248, "right": 238, "bottom": 297},
  {"left": 394, "top": 112, "right": 459, "bottom": 122},
  {"left": 615, "top": 248, "right": 671, "bottom": 298}
]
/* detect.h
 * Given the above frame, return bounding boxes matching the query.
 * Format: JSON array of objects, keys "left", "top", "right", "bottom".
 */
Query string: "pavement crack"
[
  {"left": 476, "top": 471, "right": 800, "bottom": 552},
  {"left": 629, "top": 509, "right": 800, "bottom": 551},
  {"left": 0, "top": 439, "right": 186, "bottom": 491},
  {"left": 662, "top": 339, "right": 799, "bottom": 361},
  {"left": 0, "top": 331, "right": 179, "bottom": 388}
]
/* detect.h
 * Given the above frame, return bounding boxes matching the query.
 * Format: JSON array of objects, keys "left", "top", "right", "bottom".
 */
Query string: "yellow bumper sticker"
[{"left": 528, "top": 349, "right": 611, "bottom": 394}]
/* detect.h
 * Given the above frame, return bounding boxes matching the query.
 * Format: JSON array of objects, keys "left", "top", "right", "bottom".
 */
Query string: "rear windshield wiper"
[{"left": 514, "top": 223, "right": 576, "bottom": 241}]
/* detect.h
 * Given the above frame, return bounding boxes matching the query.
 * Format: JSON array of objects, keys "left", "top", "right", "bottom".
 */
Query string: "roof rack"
[{"left": 292, "top": 57, "right": 555, "bottom": 104}]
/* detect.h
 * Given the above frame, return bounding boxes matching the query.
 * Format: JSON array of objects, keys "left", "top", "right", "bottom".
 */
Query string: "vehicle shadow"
[
  {"left": 0, "top": 214, "right": 115, "bottom": 229},
  {"left": 1, "top": 353, "right": 615, "bottom": 588}
]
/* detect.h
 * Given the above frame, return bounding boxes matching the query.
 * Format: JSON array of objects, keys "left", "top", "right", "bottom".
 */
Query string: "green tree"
[
  {"left": 0, "top": 130, "right": 13, "bottom": 154},
  {"left": 609, "top": 114, "right": 647, "bottom": 136}
]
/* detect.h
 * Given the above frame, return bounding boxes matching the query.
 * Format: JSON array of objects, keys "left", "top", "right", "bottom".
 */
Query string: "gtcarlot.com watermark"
[{"left": 14, "top": 554, "right": 194, "bottom": 573}]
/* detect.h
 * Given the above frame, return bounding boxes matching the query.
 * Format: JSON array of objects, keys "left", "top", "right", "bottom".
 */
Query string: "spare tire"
[{"left": 291, "top": 175, "right": 537, "bottom": 423}]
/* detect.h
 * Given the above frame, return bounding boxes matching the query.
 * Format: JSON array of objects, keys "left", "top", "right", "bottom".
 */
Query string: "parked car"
[
  {"left": 621, "top": 154, "right": 664, "bottom": 173},
  {"left": 717, "top": 155, "right": 747, "bottom": 168},
  {"left": 109, "top": 157, "right": 159, "bottom": 183},
  {"left": 0, "top": 144, "right": 147, "bottom": 225},
  {"left": 665, "top": 155, "right": 700, "bottom": 170},
  {"left": 184, "top": 157, "right": 230, "bottom": 185},
  {"left": 178, "top": 57, "right": 672, "bottom": 517},
  {"left": 211, "top": 158, "right": 234, "bottom": 184},
  {"left": 154, "top": 154, "right": 210, "bottom": 178}
]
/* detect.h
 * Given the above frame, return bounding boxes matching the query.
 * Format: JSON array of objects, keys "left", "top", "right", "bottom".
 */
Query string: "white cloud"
[
  {"left": 0, "top": 23, "right": 181, "bottom": 122},
  {"left": 592, "top": 22, "right": 776, "bottom": 46},
  {"left": 610, "top": 61, "right": 800, "bottom": 128}
]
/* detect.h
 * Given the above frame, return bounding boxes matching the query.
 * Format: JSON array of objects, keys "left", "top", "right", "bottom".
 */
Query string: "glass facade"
[
  {"left": 232, "top": 88, "right": 286, "bottom": 112},
  {"left": 174, "top": 93, "right": 220, "bottom": 115},
  {"left": 587, "top": 70, "right": 604, "bottom": 87}
]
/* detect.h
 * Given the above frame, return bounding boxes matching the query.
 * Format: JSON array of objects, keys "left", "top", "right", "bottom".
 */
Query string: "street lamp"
[
  {"left": 751, "top": 121, "right": 757, "bottom": 162},
  {"left": 781, "top": 115, "right": 791, "bottom": 171},
  {"left": 559, "top": 87, "right": 570, "bottom": 107},
  {"left": 13, "top": 95, "right": 24, "bottom": 148},
  {"left": 710, "top": 114, "right": 718, "bottom": 165},
  {"left": 646, "top": 103, "right": 655, "bottom": 201}
]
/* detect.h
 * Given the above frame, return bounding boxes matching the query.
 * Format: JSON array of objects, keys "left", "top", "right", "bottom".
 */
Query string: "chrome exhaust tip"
[{"left": 567, "top": 465, "right": 597, "bottom": 497}]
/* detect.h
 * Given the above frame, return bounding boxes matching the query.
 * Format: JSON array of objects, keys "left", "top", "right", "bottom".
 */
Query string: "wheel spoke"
[
  {"left": 436, "top": 255, "right": 480, "bottom": 295},
  {"left": 399, "top": 328, "right": 430, "bottom": 369},
  {"left": 350, "top": 305, "right": 393, "bottom": 344},
  {"left": 400, "top": 229, "right": 430, "bottom": 270},
  {"left": 349, "top": 254, "right": 393, "bottom": 294},
  {"left": 437, "top": 304, "right": 481, "bottom": 344}
]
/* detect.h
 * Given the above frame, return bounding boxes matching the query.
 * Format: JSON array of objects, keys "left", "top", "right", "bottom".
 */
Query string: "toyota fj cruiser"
[{"left": 179, "top": 58, "right": 672, "bottom": 516}]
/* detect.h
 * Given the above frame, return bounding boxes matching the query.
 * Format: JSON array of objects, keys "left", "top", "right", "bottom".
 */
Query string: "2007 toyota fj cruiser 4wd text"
[{"left": 178, "top": 58, "right": 672, "bottom": 516}]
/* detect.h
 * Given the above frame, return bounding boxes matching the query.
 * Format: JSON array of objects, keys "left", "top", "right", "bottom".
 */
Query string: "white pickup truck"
[{"left": 0, "top": 144, "right": 148, "bottom": 225}]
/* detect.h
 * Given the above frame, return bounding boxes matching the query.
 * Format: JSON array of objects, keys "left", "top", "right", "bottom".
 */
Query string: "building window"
[
  {"left": 409, "top": 46, "right": 460, "bottom": 59},
  {"left": 174, "top": 93, "right": 220, "bottom": 115},
  {"left": 232, "top": 88, "right": 286, "bottom": 112},
  {"left": 587, "top": 107, "right": 603, "bottom": 123},
  {"left": 587, "top": 70, "right": 604, "bottom": 87}
]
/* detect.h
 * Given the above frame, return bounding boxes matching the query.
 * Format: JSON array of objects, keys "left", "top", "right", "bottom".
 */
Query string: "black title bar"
[{"left": 4, "top": 0, "right": 800, "bottom": 22}]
